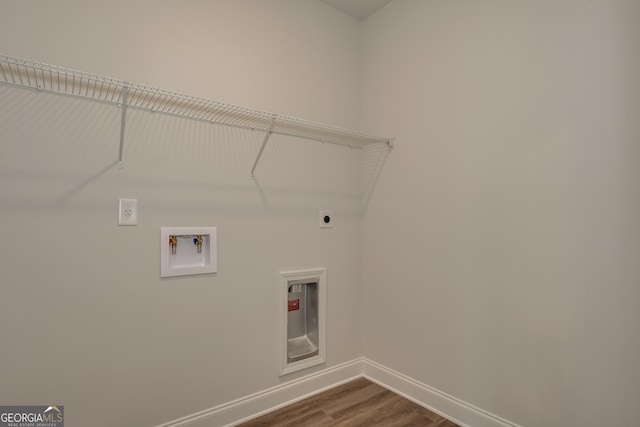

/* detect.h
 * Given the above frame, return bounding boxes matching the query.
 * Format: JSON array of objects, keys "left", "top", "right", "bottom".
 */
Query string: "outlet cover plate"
[
  {"left": 119, "top": 199, "right": 138, "bottom": 226},
  {"left": 319, "top": 210, "right": 333, "bottom": 228}
]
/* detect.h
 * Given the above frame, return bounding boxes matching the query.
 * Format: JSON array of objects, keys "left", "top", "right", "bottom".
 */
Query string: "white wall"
[
  {"left": 0, "top": 1, "right": 365, "bottom": 426},
  {"left": 361, "top": 1, "right": 640, "bottom": 426},
  {"left": 4, "top": 1, "right": 640, "bottom": 426}
]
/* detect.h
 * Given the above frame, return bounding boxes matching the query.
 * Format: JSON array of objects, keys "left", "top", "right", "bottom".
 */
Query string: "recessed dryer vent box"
[
  {"left": 278, "top": 268, "right": 326, "bottom": 376},
  {"left": 160, "top": 227, "right": 217, "bottom": 278}
]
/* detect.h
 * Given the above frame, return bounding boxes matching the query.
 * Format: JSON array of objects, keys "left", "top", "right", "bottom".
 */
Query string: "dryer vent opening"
[
  {"left": 287, "top": 280, "right": 320, "bottom": 363},
  {"left": 279, "top": 269, "right": 326, "bottom": 376}
]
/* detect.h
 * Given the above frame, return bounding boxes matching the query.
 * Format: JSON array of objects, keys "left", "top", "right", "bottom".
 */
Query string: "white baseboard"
[
  {"left": 362, "top": 358, "right": 523, "bottom": 427},
  {"left": 154, "top": 359, "right": 362, "bottom": 427},
  {"left": 156, "top": 357, "right": 522, "bottom": 427}
]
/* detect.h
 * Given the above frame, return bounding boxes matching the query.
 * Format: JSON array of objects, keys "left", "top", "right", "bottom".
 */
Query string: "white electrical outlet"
[{"left": 118, "top": 199, "right": 138, "bottom": 226}]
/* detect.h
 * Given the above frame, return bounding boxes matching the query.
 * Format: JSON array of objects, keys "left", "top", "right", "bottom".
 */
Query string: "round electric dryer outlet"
[{"left": 319, "top": 210, "right": 333, "bottom": 228}]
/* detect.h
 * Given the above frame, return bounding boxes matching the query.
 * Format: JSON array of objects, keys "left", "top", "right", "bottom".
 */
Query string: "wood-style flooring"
[{"left": 237, "top": 377, "right": 460, "bottom": 427}]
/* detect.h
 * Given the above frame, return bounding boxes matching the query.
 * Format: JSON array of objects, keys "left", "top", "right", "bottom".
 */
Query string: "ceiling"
[{"left": 320, "top": 0, "right": 393, "bottom": 21}]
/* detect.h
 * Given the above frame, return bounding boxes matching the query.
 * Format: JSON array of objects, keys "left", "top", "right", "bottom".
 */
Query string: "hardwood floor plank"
[
  {"left": 324, "top": 382, "right": 392, "bottom": 419},
  {"left": 238, "top": 408, "right": 334, "bottom": 427},
  {"left": 236, "top": 378, "right": 461, "bottom": 427},
  {"left": 331, "top": 392, "right": 439, "bottom": 427}
]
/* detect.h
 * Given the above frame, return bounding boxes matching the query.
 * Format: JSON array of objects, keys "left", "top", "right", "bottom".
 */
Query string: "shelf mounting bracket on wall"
[
  {"left": 250, "top": 114, "right": 276, "bottom": 180},
  {"left": 117, "top": 84, "right": 128, "bottom": 169}
]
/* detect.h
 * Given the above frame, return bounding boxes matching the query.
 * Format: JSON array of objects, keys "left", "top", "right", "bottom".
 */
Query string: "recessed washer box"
[{"left": 160, "top": 227, "right": 217, "bottom": 278}]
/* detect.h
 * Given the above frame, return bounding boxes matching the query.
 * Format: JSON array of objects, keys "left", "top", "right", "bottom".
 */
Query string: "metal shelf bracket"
[
  {"left": 250, "top": 114, "right": 276, "bottom": 180},
  {"left": 118, "top": 84, "right": 128, "bottom": 169}
]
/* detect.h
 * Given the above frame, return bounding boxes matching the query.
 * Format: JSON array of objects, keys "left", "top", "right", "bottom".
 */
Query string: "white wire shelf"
[{"left": 0, "top": 55, "right": 393, "bottom": 177}]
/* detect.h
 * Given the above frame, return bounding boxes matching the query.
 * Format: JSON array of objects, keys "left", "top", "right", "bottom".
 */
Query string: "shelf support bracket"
[
  {"left": 250, "top": 114, "right": 276, "bottom": 180},
  {"left": 117, "top": 84, "right": 129, "bottom": 169}
]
